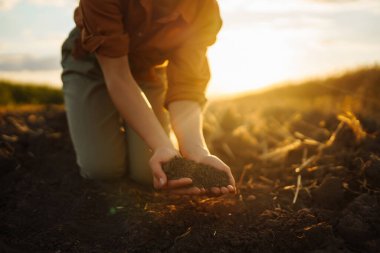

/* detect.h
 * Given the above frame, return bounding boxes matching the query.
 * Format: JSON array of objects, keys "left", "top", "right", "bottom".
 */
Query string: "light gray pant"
[{"left": 61, "top": 28, "right": 170, "bottom": 185}]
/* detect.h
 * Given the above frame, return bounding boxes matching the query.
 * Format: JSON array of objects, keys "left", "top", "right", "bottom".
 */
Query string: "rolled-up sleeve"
[
  {"left": 76, "top": 0, "right": 129, "bottom": 57},
  {"left": 165, "top": 0, "right": 222, "bottom": 108},
  {"left": 166, "top": 45, "right": 210, "bottom": 108}
]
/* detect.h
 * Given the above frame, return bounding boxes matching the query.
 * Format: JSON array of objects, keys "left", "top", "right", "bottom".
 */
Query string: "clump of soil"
[
  {"left": 163, "top": 157, "right": 230, "bottom": 188},
  {"left": 311, "top": 176, "right": 345, "bottom": 209}
]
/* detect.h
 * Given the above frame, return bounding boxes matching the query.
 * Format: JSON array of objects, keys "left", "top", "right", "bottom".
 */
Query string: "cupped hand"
[
  {"left": 149, "top": 147, "right": 205, "bottom": 195},
  {"left": 194, "top": 154, "right": 236, "bottom": 195}
]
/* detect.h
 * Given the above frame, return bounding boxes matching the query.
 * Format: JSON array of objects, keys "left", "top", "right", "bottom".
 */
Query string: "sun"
[{"left": 207, "top": 26, "right": 298, "bottom": 97}]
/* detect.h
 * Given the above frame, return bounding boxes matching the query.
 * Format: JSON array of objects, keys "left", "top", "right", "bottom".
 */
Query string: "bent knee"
[{"left": 78, "top": 159, "right": 126, "bottom": 181}]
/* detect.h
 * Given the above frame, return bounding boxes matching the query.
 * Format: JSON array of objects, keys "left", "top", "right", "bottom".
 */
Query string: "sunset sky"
[{"left": 0, "top": 0, "right": 379, "bottom": 96}]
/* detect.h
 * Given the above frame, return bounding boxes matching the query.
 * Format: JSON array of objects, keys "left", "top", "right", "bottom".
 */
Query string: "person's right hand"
[{"left": 149, "top": 147, "right": 205, "bottom": 195}]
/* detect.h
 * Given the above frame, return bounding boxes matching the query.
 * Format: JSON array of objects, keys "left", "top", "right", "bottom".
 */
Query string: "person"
[{"left": 60, "top": 0, "right": 235, "bottom": 195}]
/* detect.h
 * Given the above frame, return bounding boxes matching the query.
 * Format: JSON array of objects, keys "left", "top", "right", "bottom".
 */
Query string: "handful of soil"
[{"left": 162, "top": 157, "right": 230, "bottom": 188}]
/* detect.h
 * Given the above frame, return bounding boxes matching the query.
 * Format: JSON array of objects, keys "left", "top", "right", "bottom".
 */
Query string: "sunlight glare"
[{"left": 208, "top": 27, "right": 297, "bottom": 96}]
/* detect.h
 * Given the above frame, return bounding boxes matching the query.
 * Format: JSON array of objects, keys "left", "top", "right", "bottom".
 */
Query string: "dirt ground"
[{"left": 1, "top": 81, "right": 380, "bottom": 252}]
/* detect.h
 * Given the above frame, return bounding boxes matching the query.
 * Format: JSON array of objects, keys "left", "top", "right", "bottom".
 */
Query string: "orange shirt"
[{"left": 74, "top": 0, "right": 222, "bottom": 107}]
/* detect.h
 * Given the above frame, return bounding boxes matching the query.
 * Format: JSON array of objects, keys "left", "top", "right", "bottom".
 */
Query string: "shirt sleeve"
[
  {"left": 165, "top": 0, "right": 222, "bottom": 108},
  {"left": 165, "top": 45, "right": 210, "bottom": 108},
  {"left": 76, "top": 0, "right": 129, "bottom": 57}
]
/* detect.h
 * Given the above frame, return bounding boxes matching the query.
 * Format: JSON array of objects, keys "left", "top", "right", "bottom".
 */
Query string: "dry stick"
[
  {"left": 293, "top": 175, "right": 302, "bottom": 204},
  {"left": 292, "top": 121, "right": 345, "bottom": 204},
  {"left": 260, "top": 139, "right": 302, "bottom": 161},
  {"left": 238, "top": 164, "right": 253, "bottom": 187},
  {"left": 259, "top": 175, "right": 274, "bottom": 185},
  {"left": 292, "top": 155, "right": 319, "bottom": 204},
  {"left": 174, "top": 227, "right": 192, "bottom": 243},
  {"left": 321, "top": 121, "right": 345, "bottom": 149},
  {"left": 303, "top": 148, "right": 308, "bottom": 164},
  {"left": 293, "top": 148, "right": 306, "bottom": 204},
  {"left": 338, "top": 112, "right": 367, "bottom": 141},
  {"left": 295, "top": 154, "right": 318, "bottom": 173},
  {"left": 294, "top": 131, "right": 322, "bottom": 146},
  {"left": 222, "top": 143, "right": 236, "bottom": 160},
  {"left": 8, "top": 116, "right": 30, "bottom": 133}
]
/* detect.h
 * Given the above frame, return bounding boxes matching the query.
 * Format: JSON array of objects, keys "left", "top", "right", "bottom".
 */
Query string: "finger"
[
  {"left": 169, "top": 187, "right": 202, "bottom": 195},
  {"left": 222, "top": 168, "right": 236, "bottom": 187},
  {"left": 166, "top": 178, "right": 193, "bottom": 189},
  {"left": 229, "top": 175, "right": 236, "bottom": 187},
  {"left": 150, "top": 161, "right": 167, "bottom": 189},
  {"left": 224, "top": 168, "right": 236, "bottom": 187},
  {"left": 153, "top": 177, "right": 160, "bottom": 189},
  {"left": 200, "top": 187, "right": 206, "bottom": 194},
  {"left": 206, "top": 157, "right": 236, "bottom": 187},
  {"left": 203, "top": 155, "right": 226, "bottom": 169},
  {"left": 210, "top": 187, "right": 221, "bottom": 195},
  {"left": 227, "top": 185, "right": 236, "bottom": 193},
  {"left": 220, "top": 187, "right": 229, "bottom": 194},
  {"left": 209, "top": 158, "right": 235, "bottom": 186}
]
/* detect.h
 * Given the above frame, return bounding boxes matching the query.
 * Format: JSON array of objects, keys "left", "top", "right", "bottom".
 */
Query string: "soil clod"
[
  {"left": 162, "top": 157, "right": 230, "bottom": 188},
  {"left": 312, "top": 176, "right": 345, "bottom": 209}
]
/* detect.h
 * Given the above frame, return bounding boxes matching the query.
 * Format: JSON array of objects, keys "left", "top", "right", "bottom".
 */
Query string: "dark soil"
[
  {"left": 163, "top": 157, "right": 230, "bottom": 188},
  {"left": 1, "top": 80, "right": 380, "bottom": 253}
]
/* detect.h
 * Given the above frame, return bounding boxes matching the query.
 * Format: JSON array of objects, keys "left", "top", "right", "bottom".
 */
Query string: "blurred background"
[{"left": 0, "top": 0, "right": 379, "bottom": 97}]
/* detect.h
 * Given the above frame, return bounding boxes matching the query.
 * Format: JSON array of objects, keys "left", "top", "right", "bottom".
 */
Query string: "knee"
[{"left": 78, "top": 158, "right": 126, "bottom": 181}]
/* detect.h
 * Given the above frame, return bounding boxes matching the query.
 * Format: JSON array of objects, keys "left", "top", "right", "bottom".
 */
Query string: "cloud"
[
  {"left": 0, "top": 0, "right": 76, "bottom": 11},
  {"left": 0, "top": 54, "right": 62, "bottom": 86},
  {"left": 0, "top": 31, "right": 69, "bottom": 58},
  {"left": 27, "top": 0, "right": 76, "bottom": 7},
  {"left": 0, "top": 0, "right": 19, "bottom": 11},
  {"left": 219, "top": 0, "right": 380, "bottom": 15},
  {"left": 218, "top": 0, "right": 380, "bottom": 31},
  {"left": 0, "top": 54, "right": 60, "bottom": 71},
  {"left": 308, "top": 0, "right": 357, "bottom": 2},
  {"left": 0, "top": 70, "right": 62, "bottom": 86}
]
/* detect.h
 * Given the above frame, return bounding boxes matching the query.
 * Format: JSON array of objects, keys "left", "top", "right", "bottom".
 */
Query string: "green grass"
[{"left": 0, "top": 80, "right": 63, "bottom": 105}]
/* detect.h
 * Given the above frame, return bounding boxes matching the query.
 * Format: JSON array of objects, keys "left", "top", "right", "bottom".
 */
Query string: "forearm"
[
  {"left": 169, "top": 101, "right": 236, "bottom": 192},
  {"left": 96, "top": 54, "right": 173, "bottom": 151},
  {"left": 168, "top": 100, "right": 210, "bottom": 160}
]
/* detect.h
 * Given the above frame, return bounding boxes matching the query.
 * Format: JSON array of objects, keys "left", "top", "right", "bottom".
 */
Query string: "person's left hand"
[
  {"left": 173, "top": 152, "right": 236, "bottom": 195},
  {"left": 196, "top": 154, "right": 236, "bottom": 195}
]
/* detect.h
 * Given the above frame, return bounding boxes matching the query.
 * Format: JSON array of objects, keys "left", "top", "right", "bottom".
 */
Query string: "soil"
[
  {"left": 1, "top": 97, "right": 380, "bottom": 253},
  {"left": 162, "top": 157, "right": 230, "bottom": 188}
]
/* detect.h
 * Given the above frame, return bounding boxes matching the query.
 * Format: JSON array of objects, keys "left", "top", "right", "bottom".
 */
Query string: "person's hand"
[
  {"left": 149, "top": 146, "right": 205, "bottom": 195},
  {"left": 190, "top": 154, "right": 236, "bottom": 195}
]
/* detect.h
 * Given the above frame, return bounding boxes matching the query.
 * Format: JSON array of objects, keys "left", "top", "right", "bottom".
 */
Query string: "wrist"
[
  {"left": 152, "top": 141, "right": 175, "bottom": 153},
  {"left": 144, "top": 126, "right": 174, "bottom": 152},
  {"left": 180, "top": 144, "right": 210, "bottom": 162},
  {"left": 150, "top": 128, "right": 176, "bottom": 152}
]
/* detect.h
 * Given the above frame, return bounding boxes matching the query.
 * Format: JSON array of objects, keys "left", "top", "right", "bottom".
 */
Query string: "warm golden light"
[
  {"left": 208, "top": 27, "right": 297, "bottom": 96},
  {"left": 206, "top": 0, "right": 380, "bottom": 97},
  {"left": 0, "top": 0, "right": 379, "bottom": 95}
]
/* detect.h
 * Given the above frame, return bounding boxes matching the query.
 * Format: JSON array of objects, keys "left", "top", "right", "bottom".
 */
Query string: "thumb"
[{"left": 150, "top": 160, "right": 167, "bottom": 189}]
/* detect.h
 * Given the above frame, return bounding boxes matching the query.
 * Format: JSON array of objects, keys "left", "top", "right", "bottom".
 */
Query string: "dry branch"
[
  {"left": 337, "top": 111, "right": 367, "bottom": 142},
  {"left": 260, "top": 140, "right": 302, "bottom": 161}
]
